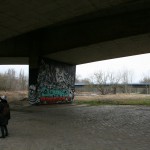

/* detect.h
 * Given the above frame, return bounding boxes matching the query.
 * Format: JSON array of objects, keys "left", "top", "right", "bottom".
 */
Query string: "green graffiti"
[{"left": 41, "top": 87, "right": 69, "bottom": 97}]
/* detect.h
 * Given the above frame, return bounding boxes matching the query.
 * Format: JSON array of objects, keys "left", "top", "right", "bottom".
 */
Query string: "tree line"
[
  {"left": 76, "top": 70, "right": 150, "bottom": 95},
  {"left": 0, "top": 68, "right": 28, "bottom": 91}
]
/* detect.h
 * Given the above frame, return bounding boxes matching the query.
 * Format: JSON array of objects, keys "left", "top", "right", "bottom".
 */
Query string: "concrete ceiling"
[
  {"left": 0, "top": 0, "right": 144, "bottom": 42},
  {"left": 0, "top": 0, "right": 150, "bottom": 65}
]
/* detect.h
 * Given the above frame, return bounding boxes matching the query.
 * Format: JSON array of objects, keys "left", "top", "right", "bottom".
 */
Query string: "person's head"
[
  {"left": 1, "top": 95, "right": 5, "bottom": 99},
  {"left": 0, "top": 95, "right": 7, "bottom": 101}
]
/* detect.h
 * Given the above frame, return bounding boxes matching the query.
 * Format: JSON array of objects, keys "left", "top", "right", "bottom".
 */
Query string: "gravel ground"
[{"left": 0, "top": 104, "right": 150, "bottom": 150}]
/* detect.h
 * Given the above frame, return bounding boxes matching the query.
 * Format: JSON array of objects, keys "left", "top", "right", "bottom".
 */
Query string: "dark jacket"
[
  {"left": 0, "top": 100, "right": 10, "bottom": 125},
  {"left": 0, "top": 101, "right": 5, "bottom": 125}
]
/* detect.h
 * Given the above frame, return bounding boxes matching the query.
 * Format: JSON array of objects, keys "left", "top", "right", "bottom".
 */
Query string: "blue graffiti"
[{"left": 41, "top": 87, "right": 69, "bottom": 97}]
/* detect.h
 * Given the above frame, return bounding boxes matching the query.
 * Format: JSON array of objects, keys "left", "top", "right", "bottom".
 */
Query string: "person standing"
[{"left": 0, "top": 96, "right": 10, "bottom": 138}]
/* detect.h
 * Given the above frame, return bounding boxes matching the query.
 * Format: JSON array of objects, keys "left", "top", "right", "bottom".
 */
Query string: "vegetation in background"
[
  {"left": 76, "top": 69, "right": 150, "bottom": 95},
  {"left": 140, "top": 75, "right": 150, "bottom": 83},
  {"left": 0, "top": 68, "right": 28, "bottom": 91}
]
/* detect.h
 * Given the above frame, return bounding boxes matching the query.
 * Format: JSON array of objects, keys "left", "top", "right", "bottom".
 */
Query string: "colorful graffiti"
[
  {"left": 37, "top": 59, "right": 75, "bottom": 103},
  {"left": 28, "top": 58, "right": 75, "bottom": 104},
  {"left": 29, "top": 85, "right": 40, "bottom": 104},
  {"left": 41, "top": 87, "right": 69, "bottom": 97}
]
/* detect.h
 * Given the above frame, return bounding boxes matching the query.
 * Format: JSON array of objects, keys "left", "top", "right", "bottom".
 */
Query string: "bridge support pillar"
[{"left": 29, "top": 57, "right": 76, "bottom": 105}]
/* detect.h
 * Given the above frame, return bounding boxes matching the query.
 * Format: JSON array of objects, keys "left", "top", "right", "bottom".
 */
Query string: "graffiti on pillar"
[
  {"left": 29, "top": 68, "right": 41, "bottom": 105},
  {"left": 41, "top": 87, "right": 69, "bottom": 97},
  {"left": 29, "top": 85, "right": 40, "bottom": 104},
  {"left": 37, "top": 58, "right": 75, "bottom": 103}
]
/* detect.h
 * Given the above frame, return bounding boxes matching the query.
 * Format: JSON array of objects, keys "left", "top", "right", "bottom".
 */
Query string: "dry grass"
[
  {"left": 0, "top": 91, "right": 29, "bottom": 109},
  {"left": 74, "top": 92, "right": 150, "bottom": 106},
  {"left": 1, "top": 91, "right": 150, "bottom": 106},
  {"left": 0, "top": 90, "right": 28, "bottom": 102},
  {"left": 74, "top": 92, "right": 150, "bottom": 101}
]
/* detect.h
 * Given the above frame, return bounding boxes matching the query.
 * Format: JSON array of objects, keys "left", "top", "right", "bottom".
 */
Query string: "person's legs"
[
  {"left": 0, "top": 126, "right": 5, "bottom": 138},
  {"left": 3, "top": 125, "right": 8, "bottom": 136}
]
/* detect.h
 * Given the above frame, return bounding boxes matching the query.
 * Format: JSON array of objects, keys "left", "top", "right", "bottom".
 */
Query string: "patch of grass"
[
  {"left": 74, "top": 99, "right": 150, "bottom": 106},
  {"left": 0, "top": 90, "right": 28, "bottom": 102}
]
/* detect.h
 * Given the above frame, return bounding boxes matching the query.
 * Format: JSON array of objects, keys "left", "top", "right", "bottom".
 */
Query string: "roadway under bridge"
[{"left": 0, "top": 0, "right": 150, "bottom": 103}]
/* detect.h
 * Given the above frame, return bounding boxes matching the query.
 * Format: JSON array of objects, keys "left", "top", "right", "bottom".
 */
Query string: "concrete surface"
[
  {"left": 1, "top": 1, "right": 150, "bottom": 65},
  {"left": 0, "top": 104, "right": 150, "bottom": 150}
]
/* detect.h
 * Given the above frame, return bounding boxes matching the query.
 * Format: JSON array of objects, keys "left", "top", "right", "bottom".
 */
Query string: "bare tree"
[
  {"left": 91, "top": 70, "right": 134, "bottom": 95},
  {"left": 139, "top": 73, "right": 150, "bottom": 94},
  {"left": 5, "top": 69, "right": 16, "bottom": 90},
  {"left": 120, "top": 70, "right": 134, "bottom": 93},
  {"left": 19, "top": 69, "right": 28, "bottom": 90},
  {"left": 108, "top": 72, "right": 122, "bottom": 94},
  {"left": 75, "top": 74, "right": 82, "bottom": 83},
  {"left": 140, "top": 74, "right": 150, "bottom": 83},
  {"left": 0, "top": 68, "right": 28, "bottom": 91},
  {"left": 92, "top": 71, "right": 110, "bottom": 95}
]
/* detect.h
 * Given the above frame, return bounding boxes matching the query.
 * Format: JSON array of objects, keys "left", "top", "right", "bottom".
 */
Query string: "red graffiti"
[{"left": 40, "top": 97, "right": 71, "bottom": 104}]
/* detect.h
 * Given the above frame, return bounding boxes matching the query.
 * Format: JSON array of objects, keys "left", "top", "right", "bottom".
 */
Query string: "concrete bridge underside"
[{"left": 0, "top": 0, "right": 150, "bottom": 66}]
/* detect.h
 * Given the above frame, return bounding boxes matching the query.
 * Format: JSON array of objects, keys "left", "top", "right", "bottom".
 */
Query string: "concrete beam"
[
  {"left": 0, "top": 7, "right": 150, "bottom": 65},
  {"left": 0, "top": 57, "right": 28, "bottom": 64},
  {"left": 41, "top": 8, "right": 150, "bottom": 55},
  {"left": 46, "top": 33, "right": 150, "bottom": 64}
]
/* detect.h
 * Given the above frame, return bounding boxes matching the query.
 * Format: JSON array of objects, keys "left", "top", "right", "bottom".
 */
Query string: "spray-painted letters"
[{"left": 37, "top": 58, "right": 76, "bottom": 103}]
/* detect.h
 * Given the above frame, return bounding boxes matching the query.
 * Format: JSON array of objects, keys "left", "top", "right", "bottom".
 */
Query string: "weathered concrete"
[
  {"left": 0, "top": 0, "right": 150, "bottom": 65},
  {"left": 0, "top": 105, "right": 150, "bottom": 150},
  {"left": 1, "top": 0, "right": 149, "bottom": 42}
]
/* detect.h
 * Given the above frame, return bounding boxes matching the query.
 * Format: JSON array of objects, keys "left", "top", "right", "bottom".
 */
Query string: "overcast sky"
[
  {"left": 0, "top": 65, "right": 29, "bottom": 77},
  {"left": 0, "top": 53, "right": 150, "bottom": 83},
  {"left": 76, "top": 53, "right": 150, "bottom": 83}
]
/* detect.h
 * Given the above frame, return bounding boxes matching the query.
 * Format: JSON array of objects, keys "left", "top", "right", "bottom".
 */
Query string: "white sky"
[
  {"left": 0, "top": 65, "right": 29, "bottom": 77},
  {"left": 0, "top": 53, "right": 150, "bottom": 83},
  {"left": 76, "top": 53, "right": 150, "bottom": 83}
]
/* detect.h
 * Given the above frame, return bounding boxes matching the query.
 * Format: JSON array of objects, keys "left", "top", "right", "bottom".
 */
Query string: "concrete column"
[
  {"left": 29, "top": 57, "right": 76, "bottom": 105},
  {"left": 29, "top": 56, "right": 40, "bottom": 104}
]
